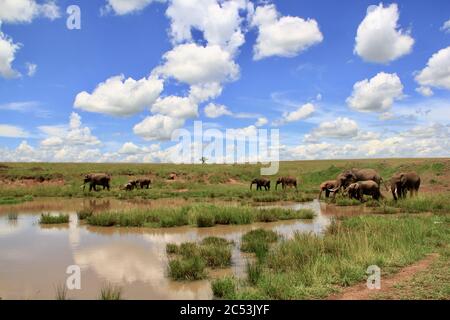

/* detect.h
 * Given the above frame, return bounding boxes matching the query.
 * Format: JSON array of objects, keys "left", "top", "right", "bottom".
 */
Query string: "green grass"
[
  {"left": 374, "top": 249, "right": 450, "bottom": 300},
  {"left": 85, "top": 204, "right": 314, "bottom": 229},
  {"left": 211, "top": 277, "right": 236, "bottom": 299},
  {"left": 76, "top": 209, "right": 93, "bottom": 220},
  {"left": 167, "top": 237, "right": 233, "bottom": 280},
  {"left": 0, "top": 195, "right": 33, "bottom": 205},
  {"left": 335, "top": 197, "right": 361, "bottom": 206},
  {"left": 1, "top": 159, "right": 446, "bottom": 202},
  {"left": 99, "top": 283, "right": 122, "bottom": 300},
  {"left": 240, "top": 229, "right": 279, "bottom": 261},
  {"left": 168, "top": 256, "right": 207, "bottom": 281},
  {"left": 39, "top": 213, "right": 69, "bottom": 224},
  {"left": 219, "top": 214, "right": 450, "bottom": 299},
  {"left": 389, "top": 195, "right": 450, "bottom": 213}
]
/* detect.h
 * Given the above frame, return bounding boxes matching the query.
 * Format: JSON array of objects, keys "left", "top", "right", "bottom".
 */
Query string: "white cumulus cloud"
[
  {"left": 354, "top": 3, "right": 414, "bottom": 63},
  {"left": 282, "top": 103, "right": 315, "bottom": 123},
  {"left": 74, "top": 75, "right": 163, "bottom": 116},
  {"left": 151, "top": 95, "right": 198, "bottom": 119},
  {"left": 347, "top": 72, "right": 403, "bottom": 112},
  {"left": 204, "top": 103, "right": 232, "bottom": 118},
  {"left": 155, "top": 43, "right": 239, "bottom": 85},
  {"left": 133, "top": 114, "right": 185, "bottom": 141},
  {"left": 0, "top": 124, "right": 29, "bottom": 138},
  {"left": 101, "top": 0, "right": 164, "bottom": 16},
  {"left": 166, "top": 0, "right": 248, "bottom": 54},
  {"left": 0, "top": 0, "right": 60, "bottom": 24},
  {"left": 250, "top": 4, "right": 323, "bottom": 60},
  {"left": 415, "top": 46, "right": 450, "bottom": 95},
  {"left": 0, "top": 26, "right": 21, "bottom": 78}
]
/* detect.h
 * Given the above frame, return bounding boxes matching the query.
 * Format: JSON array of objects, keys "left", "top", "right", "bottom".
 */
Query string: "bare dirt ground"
[{"left": 328, "top": 253, "right": 439, "bottom": 300}]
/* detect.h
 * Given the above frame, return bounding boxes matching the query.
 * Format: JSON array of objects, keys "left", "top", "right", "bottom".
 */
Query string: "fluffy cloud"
[
  {"left": 204, "top": 103, "right": 232, "bottom": 118},
  {"left": 0, "top": 124, "right": 29, "bottom": 138},
  {"left": 155, "top": 43, "right": 239, "bottom": 85},
  {"left": 347, "top": 72, "right": 403, "bottom": 112},
  {"left": 133, "top": 114, "right": 185, "bottom": 141},
  {"left": 101, "top": 0, "right": 164, "bottom": 15},
  {"left": 282, "top": 103, "right": 315, "bottom": 123},
  {"left": 255, "top": 117, "right": 268, "bottom": 127},
  {"left": 441, "top": 19, "right": 450, "bottom": 33},
  {"left": 416, "top": 86, "right": 434, "bottom": 97},
  {"left": 40, "top": 113, "right": 100, "bottom": 147},
  {"left": 74, "top": 75, "right": 163, "bottom": 116},
  {"left": 250, "top": 4, "right": 323, "bottom": 60},
  {"left": 166, "top": 0, "right": 248, "bottom": 54},
  {"left": 354, "top": 3, "right": 414, "bottom": 63},
  {"left": 189, "top": 82, "right": 223, "bottom": 104},
  {"left": 305, "top": 117, "right": 359, "bottom": 142},
  {"left": 151, "top": 96, "right": 198, "bottom": 119},
  {"left": 26, "top": 62, "right": 37, "bottom": 77},
  {"left": 0, "top": 27, "right": 20, "bottom": 78},
  {"left": 0, "top": 0, "right": 60, "bottom": 24},
  {"left": 415, "top": 46, "right": 450, "bottom": 95}
]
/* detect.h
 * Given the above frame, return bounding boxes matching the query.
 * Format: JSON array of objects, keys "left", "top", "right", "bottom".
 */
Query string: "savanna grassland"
[{"left": 1, "top": 158, "right": 449, "bottom": 300}]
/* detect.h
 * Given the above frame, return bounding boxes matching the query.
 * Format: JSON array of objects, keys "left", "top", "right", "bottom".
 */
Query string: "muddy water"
[{"left": 0, "top": 198, "right": 352, "bottom": 300}]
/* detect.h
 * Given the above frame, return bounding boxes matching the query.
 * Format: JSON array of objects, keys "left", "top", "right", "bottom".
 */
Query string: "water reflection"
[{"left": 0, "top": 199, "right": 336, "bottom": 300}]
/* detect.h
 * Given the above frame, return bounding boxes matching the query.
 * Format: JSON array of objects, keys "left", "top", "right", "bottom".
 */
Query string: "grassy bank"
[
  {"left": 0, "top": 159, "right": 447, "bottom": 202},
  {"left": 85, "top": 204, "right": 316, "bottom": 228},
  {"left": 211, "top": 214, "right": 450, "bottom": 299}
]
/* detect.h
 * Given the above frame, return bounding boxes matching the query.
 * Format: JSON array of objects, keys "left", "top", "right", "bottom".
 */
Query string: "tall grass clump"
[
  {"left": 241, "top": 229, "right": 279, "bottom": 261},
  {"left": 55, "top": 283, "right": 68, "bottom": 300},
  {"left": 211, "top": 277, "right": 236, "bottom": 299},
  {"left": 168, "top": 256, "right": 207, "bottom": 281},
  {"left": 39, "top": 213, "right": 69, "bottom": 224},
  {"left": 77, "top": 209, "right": 93, "bottom": 220},
  {"left": 391, "top": 195, "right": 450, "bottom": 213},
  {"left": 167, "top": 237, "right": 233, "bottom": 280},
  {"left": 99, "top": 283, "right": 122, "bottom": 300},
  {"left": 86, "top": 204, "right": 310, "bottom": 229}
]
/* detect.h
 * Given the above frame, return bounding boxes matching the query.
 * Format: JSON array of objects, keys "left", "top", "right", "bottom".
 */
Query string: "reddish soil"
[{"left": 327, "top": 253, "right": 439, "bottom": 300}]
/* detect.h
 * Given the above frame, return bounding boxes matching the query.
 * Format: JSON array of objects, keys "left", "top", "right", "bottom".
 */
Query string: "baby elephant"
[
  {"left": 123, "top": 182, "right": 136, "bottom": 191},
  {"left": 318, "top": 180, "right": 337, "bottom": 199},
  {"left": 275, "top": 177, "right": 298, "bottom": 190},
  {"left": 346, "top": 180, "right": 382, "bottom": 202},
  {"left": 250, "top": 178, "right": 271, "bottom": 191}
]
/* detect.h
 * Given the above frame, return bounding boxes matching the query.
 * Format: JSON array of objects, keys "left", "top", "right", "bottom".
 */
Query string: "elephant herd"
[
  {"left": 82, "top": 168, "right": 421, "bottom": 202},
  {"left": 317, "top": 168, "right": 421, "bottom": 202},
  {"left": 82, "top": 173, "right": 151, "bottom": 192}
]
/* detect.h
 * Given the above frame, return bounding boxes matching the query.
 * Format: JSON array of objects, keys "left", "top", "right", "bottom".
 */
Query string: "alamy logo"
[
  {"left": 66, "top": 5, "right": 81, "bottom": 30},
  {"left": 66, "top": 265, "right": 81, "bottom": 290},
  {"left": 366, "top": 265, "right": 381, "bottom": 290},
  {"left": 170, "top": 121, "right": 280, "bottom": 175}
]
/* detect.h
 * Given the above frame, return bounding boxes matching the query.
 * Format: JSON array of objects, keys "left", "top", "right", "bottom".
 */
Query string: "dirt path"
[{"left": 327, "top": 253, "right": 439, "bottom": 300}]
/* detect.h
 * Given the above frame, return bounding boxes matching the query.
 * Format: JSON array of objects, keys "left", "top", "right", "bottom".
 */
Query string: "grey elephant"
[
  {"left": 250, "top": 178, "right": 271, "bottom": 191},
  {"left": 275, "top": 177, "right": 298, "bottom": 190},
  {"left": 330, "top": 168, "right": 385, "bottom": 196},
  {"left": 318, "top": 180, "right": 337, "bottom": 199},
  {"left": 135, "top": 178, "right": 151, "bottom": 189},
  {"left": 83, "top": 173, "right": 111, "bottom": 192},
  {"left": 346, "top": 181, "right": 382, "bottom": 202},
  {"left": 389, "top": 172, "right": 421, "bottom": 201}
]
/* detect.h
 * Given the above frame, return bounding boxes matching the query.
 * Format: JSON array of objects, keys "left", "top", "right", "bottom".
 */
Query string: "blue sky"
[{"left": 0, "top": 0, "right": 449, "bottom": 162}]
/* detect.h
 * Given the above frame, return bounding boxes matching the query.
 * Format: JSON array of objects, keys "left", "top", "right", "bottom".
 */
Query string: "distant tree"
[{"left": 200, "top": 156, "right": 208, "bottom": 164}]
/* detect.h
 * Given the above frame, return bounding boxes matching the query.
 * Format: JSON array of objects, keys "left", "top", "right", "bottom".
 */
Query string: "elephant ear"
[{"left": 400, "top": 174, "right": 407, "bottom": 185}]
